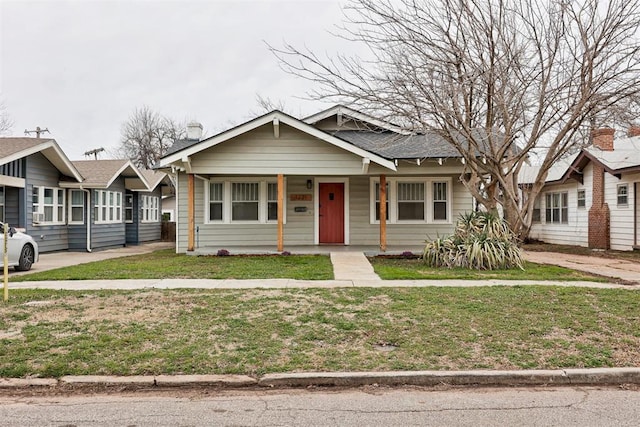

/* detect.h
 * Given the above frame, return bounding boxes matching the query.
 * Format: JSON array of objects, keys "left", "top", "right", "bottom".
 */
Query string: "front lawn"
[
  {"left": 10, "top": 249, "right": 334, "bottom": 281},
  {"left": 370, "top": 257, "right": 605, "bottom": 281},
  {"left": 1, "top": 287, "right": 638, "bottom": 377}
]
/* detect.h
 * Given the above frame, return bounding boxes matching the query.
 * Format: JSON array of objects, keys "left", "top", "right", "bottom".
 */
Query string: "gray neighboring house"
[
  {"left": 157, "top": 105, "right": 474, "bottom": 253},
  {"left": 0, "top": 137, "right": 84, "bottom": 253},
  {"left": 126, "top": 169, "right": 170, "bottom": 245}
]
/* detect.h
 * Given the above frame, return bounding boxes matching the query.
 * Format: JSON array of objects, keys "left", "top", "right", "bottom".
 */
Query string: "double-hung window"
[
  {"left": 125, "top": 194, "right": 134, "bottom": 223},
  {"left": 577, "top": 189, "right": 586, "bottom": 208},
  {"left": 617, "top": 184, "right": 628, "bottom": 206},
  {"left": 397, "top": 182, "right": 425, "bottom": 221},
  {"left": 545, "top": 192, "right": 568, "bottom": 224},
  {"left": 32, "top": 186, "right": 65, "bottom": 224},
  {"left": 94, "top": 190, "right": 122, "bottom": 223},
  {"left": 206, "top": 179, "right": 285, "bottom": 224},
  {"left": 69, "top": 190, "right": 85, "bottom": 224},
  {"left": 370, "top": 178, "right": 451, "bottom": 224}
]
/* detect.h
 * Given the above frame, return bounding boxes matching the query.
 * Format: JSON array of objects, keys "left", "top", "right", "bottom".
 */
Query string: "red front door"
[{"left": 319, "top": 182, "right": 344, "bottom": 244}]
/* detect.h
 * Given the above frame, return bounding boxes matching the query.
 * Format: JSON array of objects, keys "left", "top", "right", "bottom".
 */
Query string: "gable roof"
[
  {"left": 65, "top": 159, "right": 150, "bottom": 189},
  {"left": 139, "top": 169, "right": 169, "bottom": 191},
  {"left": 158, "top": 110, "right": 397, "bottom": 171},
  {"left": 303, "top": 105, "right": 410, "bottom": 134},
  {"left": 0, "top": 137, "right": 83, "bottom": 181}
]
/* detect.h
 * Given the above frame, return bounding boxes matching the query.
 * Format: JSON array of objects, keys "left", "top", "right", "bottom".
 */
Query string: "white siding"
[
  {"left": 529, "top": 163, "right": 591, "bottom": 247},
  {"left": 607, "top": 171, "right": 639, "bottom": 251}
]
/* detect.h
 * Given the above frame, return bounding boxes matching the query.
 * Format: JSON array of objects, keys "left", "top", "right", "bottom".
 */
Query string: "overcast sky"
[{"left": 0, "top": 0, "right": 350, "bottom": 160}]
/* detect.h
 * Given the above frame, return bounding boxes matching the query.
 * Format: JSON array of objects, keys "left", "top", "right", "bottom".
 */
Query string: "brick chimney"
[
  {"left": 591, "top": 128, "right": 615, "bottom": 151},
  {"left": 588, "top": 162, "right": 610, "bottom": 250},
  {"left": 628, "top": 125, "right": 640, "bottom": 138}
]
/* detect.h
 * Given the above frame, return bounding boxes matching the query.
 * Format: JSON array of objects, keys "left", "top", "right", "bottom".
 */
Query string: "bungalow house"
[
  {"left": 61, "top": 159, "right": 164, "bottom": 251},
  {"left": 524, "top": 127, "right": 640, "bottom": 251},
  {"left": 0, "top": 137, "right": 84, "bottom": 252},
  {"left": 156, "top": 106, "right": 474, "bottom": 253}
]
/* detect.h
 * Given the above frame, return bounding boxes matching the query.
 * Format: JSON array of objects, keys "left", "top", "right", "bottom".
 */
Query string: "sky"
[{"left": 0, "top": 0, "right": 351, "bottom": 160}]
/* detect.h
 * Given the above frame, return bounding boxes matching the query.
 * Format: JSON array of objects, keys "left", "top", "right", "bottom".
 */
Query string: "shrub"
[
  {"left": 423, "top": 211, "right": 523, "bottom": 270},
  {"left": 216, "top": 249, "right": 230, "bottom": 256},
  {"left": 281, "top": 251, "right": 292, "bottom": 256}
]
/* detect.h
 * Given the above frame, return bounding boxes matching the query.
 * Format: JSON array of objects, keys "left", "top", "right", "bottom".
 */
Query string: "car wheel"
[{"left": 15, "top": 244, "right": 34, "bottom": 271}]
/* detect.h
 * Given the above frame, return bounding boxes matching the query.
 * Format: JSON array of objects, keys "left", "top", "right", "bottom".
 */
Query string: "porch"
[{"left": 189, "top": 244, "right": 425, "bottom": 257}]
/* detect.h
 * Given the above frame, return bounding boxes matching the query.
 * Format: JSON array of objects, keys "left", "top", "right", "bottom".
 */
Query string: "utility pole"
[
  {"left": 24, "top": 127, "right": 49, "bottom": 138},
  {"left": 84, "top": 147, "right": 105, "bottom": 160}
]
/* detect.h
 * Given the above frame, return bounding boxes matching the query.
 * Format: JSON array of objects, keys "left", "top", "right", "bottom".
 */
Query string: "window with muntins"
[
  {"left": 397, "top": 182, "right": 425, "bottom": 221},
  {"left": 617, "top": 184, "right": 628, "bottom": 206},
  {"left": 209, "top": 182, "right": 223, "bottom": 221},
  {"left": 267, "top": 182, "right": 278, "bottom": 222},
  {"left": 125, "top": 194, "right": 134, "bottom": 223},
  {"left": 577, "top": 189, "right": 586, "bottom": 208},
  {"left": 374, "top": 182, "right": 389, "bottom": 221},
  {"left": 232, "top": 182, "right": 259, "bottom": 221},
  {"left": 545, "top": 192, "right": 568, "bottom": 224},
  {"left": 141, "top": 195, "right": 159, "bottom": 222},
  {"left": 433, "top": 182, "right": 448, "bottom": 221},
  {"left": 94, "top": 190, "right": 122, "bottom": 224},
  {"left": 32, "top": 186, "right": 65, "bottom": 224}
]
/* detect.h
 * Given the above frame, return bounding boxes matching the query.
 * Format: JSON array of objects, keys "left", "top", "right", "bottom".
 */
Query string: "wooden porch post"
[
  {"left": 277, "top": 174, "right": 284, "bottom": 252},
  {"left": 380, "top": 174, "right": 387, "bottom": 252},
  {"left": 187, "top": 173, "right": 195, "bottom": 252}
]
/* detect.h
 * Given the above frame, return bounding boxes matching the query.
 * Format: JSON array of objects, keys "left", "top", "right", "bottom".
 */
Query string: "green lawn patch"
[
  {"left": 370, "top": 258, "right": 604, "bottom": 281},
  {"left": 11, "top": 250, "right": 333, "bottom": 281},
  {"left": 1, "top": 287, "right": 638, "bottom": 377}
]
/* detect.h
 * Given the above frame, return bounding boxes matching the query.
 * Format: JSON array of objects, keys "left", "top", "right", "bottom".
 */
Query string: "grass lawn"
[
  {"left": 1, "top": 286, "right": 639, "bottom": 378},
  {"left": 10, "top": 249, "right": 334, "bottom": 281},
  {"left": 370, "top": 258, "right": 604, "bottom": 281}
]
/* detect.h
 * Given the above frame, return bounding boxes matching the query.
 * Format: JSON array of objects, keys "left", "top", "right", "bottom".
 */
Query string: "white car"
[{"left": 0, "top": 223, "right": 39, "bottom": 271}]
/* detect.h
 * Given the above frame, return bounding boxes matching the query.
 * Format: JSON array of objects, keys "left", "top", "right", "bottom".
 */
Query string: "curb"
[{"left": 2, "top": 368, "right": 640, "bottom": 391}]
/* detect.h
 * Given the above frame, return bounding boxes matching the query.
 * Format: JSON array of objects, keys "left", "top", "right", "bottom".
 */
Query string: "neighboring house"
[
  {"left": 62, "top": 159, "right": 160, "bottom": 251},
  {"left": 157, "top": 106, "right": 475, "bottom": 253},
  {"left": 524, "top": 127, "right": 640, "bottom": 251},
  {"left": 0, "top": 137, "right": 84, "bottom": 253},
  {"left": 126, "top": 169, "right": 170, "bottom": 245}
]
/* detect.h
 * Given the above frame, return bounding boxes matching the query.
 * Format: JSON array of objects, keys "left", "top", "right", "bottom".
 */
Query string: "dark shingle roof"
[
  {"left": 164, "top": 138, "right": 199, "bottom": 157},
  {"left": 331, "top": 130, "right": 461, "bottom": 159}
]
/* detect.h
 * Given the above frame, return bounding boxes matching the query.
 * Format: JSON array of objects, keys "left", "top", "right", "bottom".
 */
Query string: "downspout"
[{"left": 81, "top": 188, "right": 92, "bottom": 252}]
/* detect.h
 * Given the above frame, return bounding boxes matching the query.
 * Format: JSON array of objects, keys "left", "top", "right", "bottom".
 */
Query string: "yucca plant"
[{"left": 423, "top": 211, "right": 524, "bottom": 270}]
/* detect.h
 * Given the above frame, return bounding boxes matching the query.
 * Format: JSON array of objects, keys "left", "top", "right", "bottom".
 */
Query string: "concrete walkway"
[
  {"left": 330, "top": 251, "right": 381, "bottom": 281},
  {"left": 523, "top": 250, "right": 640, "bottom": 284}
]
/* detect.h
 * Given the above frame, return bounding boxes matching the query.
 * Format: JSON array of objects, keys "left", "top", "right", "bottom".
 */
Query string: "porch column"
[
  {"left": 187, "top": 173, "right": 195, "bottom": 252},
  {"left": 379, "top": 174, "right": 387, "bottom": 252},
  {"left": 277, "top": 174, "right": 284, "bottom": 252}
]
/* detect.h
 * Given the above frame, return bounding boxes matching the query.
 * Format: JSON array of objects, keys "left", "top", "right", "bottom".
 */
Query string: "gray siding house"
[
  {"left": 0, "top": 137, "right": 84, "bottom": 253},
  {"left": 157, "top": 106, "right": 474, "bottom": 253}
]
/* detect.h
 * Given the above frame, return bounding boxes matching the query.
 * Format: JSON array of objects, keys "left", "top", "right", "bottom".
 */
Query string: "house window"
[
  {"left": 370, "top": 178, "right": 451, "bottom": 224},
  {"left": 32, "top": 186, "right": 65, "bottom": 224},
  {"left": 206, "top": 179, "right": 286, "bottom": 224},
  {"left": 267, "top": 182, "right": 278, "bottom": 221},
  {"left": 397, "top": 182, "right": 425, "bottom": 221},
  {"left": 141, "top": 195, "right": 159, "bottom": 222},
  {"left": 0, "top": 186, "right": 4, "bottom": 223},
  {"left": 374, "top": 182, "right": 389, "bottom": 221},
  {"left": 232, "top": 182, "right": 259, "bottom": 221},
  {"left": 577, "top": 189, "right": 586, "bottom": 208},
  {"left": 545, "top": 192, "right": 568, "bottom": 224},
  {"left": 69, "top": 190, "right": 84, "bottom": 224},
  {"left": 94, "top": 190, "right": 122, "bottom": 224},
  {"left": 209, "top": 182, "right": 223, "bottom": 221},
  {"left": 617, "top": 184, "right": 628, "bottom": 206},
  {"left": 433, "top": 182, "right": 448, "bottom": 221},
  {"left": 125, "top": 194, "right": 134, "bottom": 223}
]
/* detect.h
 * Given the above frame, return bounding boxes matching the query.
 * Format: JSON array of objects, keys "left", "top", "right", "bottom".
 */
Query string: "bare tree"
[
  {"left": 270, "top": 0, "right": 640, "bottom": 239},
  {"left": 0, "top": 100, "right": 13, "bottom": 135},
  {"left": 120, "top": 106, "right": 186, "bottom": 169}
]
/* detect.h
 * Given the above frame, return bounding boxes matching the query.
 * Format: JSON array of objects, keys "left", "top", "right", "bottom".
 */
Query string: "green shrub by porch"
[{"left": 423, "top": 211, "right": 523, "bottom": 270}]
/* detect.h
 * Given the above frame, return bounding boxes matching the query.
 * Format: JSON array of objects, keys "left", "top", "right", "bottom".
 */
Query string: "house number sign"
[{"left": 290, "top": 194, "right": 312, "bottom": 201}]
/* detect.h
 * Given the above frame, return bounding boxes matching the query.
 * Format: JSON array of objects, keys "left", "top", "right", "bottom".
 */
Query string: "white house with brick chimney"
[{"left": 524, "top": 126, "right": 640, "bottom": 251}]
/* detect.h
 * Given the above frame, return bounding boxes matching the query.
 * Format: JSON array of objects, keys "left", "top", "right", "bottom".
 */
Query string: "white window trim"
[
  {"left": 577, "top": 189, "right": 586, "bottom": 209},
  {"left": 617, "top": 184, "right": 629, "bottom": 207},
  {"left": 68, "top": 189, "right": 85, "bottom": 225},
  {"left": 544, "top": 191, "right": 569, "bottom": 224},
  {"left": 94, "top": 190, "right": 123, "bottom": 224},
  {"left": 0, "top": 186, "right": 4, "bottom": 223},
  {"left": 141, "top": 194, "right": 160, "bottom": 223},
  {"left": 125, "top": 194, "right": 134, "bottom": 224},
  {"left": 204, "top": 178, "right": 287, "bottom": 224},
  {"left": 369, "top": 177, "right": 453, "bottom": 225},
  {"left": 32, "top": 186, "right": 66, "bottom": 225}
]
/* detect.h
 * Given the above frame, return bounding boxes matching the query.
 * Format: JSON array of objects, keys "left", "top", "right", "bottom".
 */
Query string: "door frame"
[{"left": 314, "top": 177, "right": 349, "bottom": 245}]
